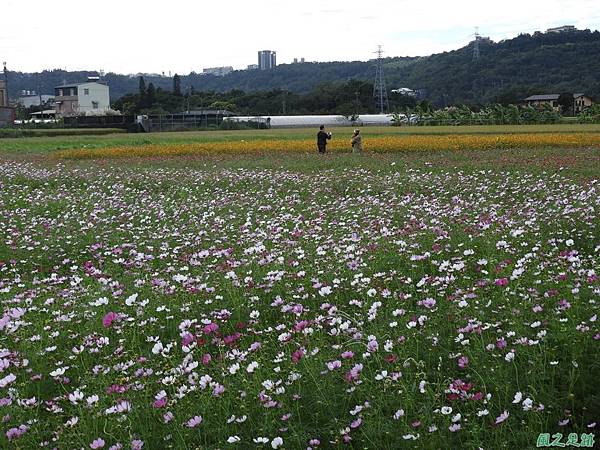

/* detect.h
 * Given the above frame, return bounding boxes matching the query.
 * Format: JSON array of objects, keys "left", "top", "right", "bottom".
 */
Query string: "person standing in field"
[
  {"left": 317, "top": 125, "right": 332, "bottom": 154},
  {"left": 351, "top": 129, "right": 363, "bottom": 153}
]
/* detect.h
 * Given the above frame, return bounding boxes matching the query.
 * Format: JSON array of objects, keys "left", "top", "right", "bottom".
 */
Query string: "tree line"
[{"left": 112, "top": 78, "right": 423, "bottom": 116}]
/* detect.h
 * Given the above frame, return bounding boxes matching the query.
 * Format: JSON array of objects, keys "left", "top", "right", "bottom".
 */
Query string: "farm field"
[
  {"left": 2, "top": 123, "right": 600, "bottom": 157},
  {"left": 0, "top": 127, "right": 599, "bottom": 449}
]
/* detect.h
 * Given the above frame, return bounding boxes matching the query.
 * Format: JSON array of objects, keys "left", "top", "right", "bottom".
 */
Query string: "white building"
[
  {"left": 547, "top": 25, "right": 576, "bottom": 33},
  {"left": 391, "top": 87, "right": 416, "bottom": 97},
  {"left": 202, "top": 66, "right": 234, "bottom": 77},
  {"left": 18, "top": 92, "right": 55, "bottom": 108},
  {"left": 54, "top": 80, "right": 110, "bottom": 117}
]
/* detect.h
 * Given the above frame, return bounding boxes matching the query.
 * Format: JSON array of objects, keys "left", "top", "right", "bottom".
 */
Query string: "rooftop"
[{"left": 525, "top": 93, "right": 589, "bottom": 101}]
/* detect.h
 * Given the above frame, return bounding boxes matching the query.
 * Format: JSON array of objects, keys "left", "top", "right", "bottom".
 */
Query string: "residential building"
[
  {"left": 524, "top": 93, "right": 593, "bottom": 114},
  {"left": 202, "top": 66, "right": 234, "bottom": 77},
  {"left": 524, "top": 94, "right": 561, "bottom": 110},
  {"left": 18, "top": 92, "right": 55, "bottom": 108},
  {"left": 574, "top": 93, "right": 593, "bottom": 114},
  {"left": 547, "top": 25, "right": 576, "bottom": 33},
  {"left": 0, "top": 80, "right": 7, "bottom": 107},
  {"left": 246, "top": 64, "right": 259, "bottom": 70},
  {"left": 54, "top": 80, "right": 110, "bottom": 117},
  {"left": 0, "top": 107, "right": 15, "bottom": 127},
  {"left": 258, "top": 50, "right": 277, "bottom": 70}
]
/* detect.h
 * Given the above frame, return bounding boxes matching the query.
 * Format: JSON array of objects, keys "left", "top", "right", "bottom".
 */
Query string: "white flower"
[
  {"left": 152, "top": 342, "right": 164, "bottom": 355},
  {"left": 0, "top": 373, "right": 16, "bottom": 388},
  {"left": 318, "top": 286, "right": 332, "bottom": 296},
  {"left": 522, "top": 398, "right": 534, "bottom": 411},
  {"left": 65, "top": 416, "right": 79, "bottom": 427},
  {"left": 227, "top": 436, "right": 241, "bottom": 443},
  {"left": 125, "top": 293, "right": 138, "bottom": 306},
  {"left": 512, "top": 392, "right": 523, "bottom": 404},
  {"left": 271, "top": 437, "right": 284, "bottom": 449},
  {"left": 441, "top": 406, "right": 452, "bottom": 415},
  {"left": 49, "top": 366, "right": 68, "bottom": 377}
]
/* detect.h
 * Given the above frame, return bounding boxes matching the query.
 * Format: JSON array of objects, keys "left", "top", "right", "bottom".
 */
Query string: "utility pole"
[
  {"left": 38, "top": 84, "right": 43, "bottom": 110},
  {"left": 2, "top": 62, "right": 8, "bottom": 105},
  {"left": 373, "top": 46, "right": 389, "bottom": 114}
]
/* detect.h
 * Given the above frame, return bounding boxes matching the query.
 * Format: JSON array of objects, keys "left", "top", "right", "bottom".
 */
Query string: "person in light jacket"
[{"left": 351, "top": 129, "right": 363, "bottom": 153}]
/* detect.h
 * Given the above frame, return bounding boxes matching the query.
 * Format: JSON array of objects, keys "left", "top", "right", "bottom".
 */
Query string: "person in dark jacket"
[{"left": 317, "top": 125, "right": 332, "bottom": 153}]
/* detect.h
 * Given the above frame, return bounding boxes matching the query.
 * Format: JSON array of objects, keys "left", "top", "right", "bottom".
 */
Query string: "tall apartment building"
[{"left": 258, "top": 50, "right": 277, "bottom": 70}]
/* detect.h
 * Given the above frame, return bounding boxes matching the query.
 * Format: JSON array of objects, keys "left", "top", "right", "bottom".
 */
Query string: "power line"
[{"left": 473, "top": 26, "right": 481, "bottom": 60}]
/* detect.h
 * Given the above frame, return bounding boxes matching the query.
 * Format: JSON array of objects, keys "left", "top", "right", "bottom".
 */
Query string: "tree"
[
  {"left": 138, "top": 76, "right": 146, "bottom": 98},
  {"left": 146, "top": 83, "right": 156, "bottom": 108},
  {"left": 173, "top": 74, "right": 182, "bottom": 96},
  {"left": 558, "top": 92, "right": 575, "bottom": 116}
]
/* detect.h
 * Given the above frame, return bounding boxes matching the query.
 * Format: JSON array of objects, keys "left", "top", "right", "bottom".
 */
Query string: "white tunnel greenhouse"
[{"left": 224, "top": 114, "right": 402, "bottom": 128}]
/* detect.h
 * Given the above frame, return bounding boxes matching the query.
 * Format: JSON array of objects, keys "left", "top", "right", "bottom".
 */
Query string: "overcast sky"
[{"left": 2, "top": 0, "right": 599, "bottom": 74}]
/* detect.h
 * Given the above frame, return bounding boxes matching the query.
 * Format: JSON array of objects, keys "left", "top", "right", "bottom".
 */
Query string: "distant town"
[{"left": 1, "top": 24, "right": 598, "bottom": 128}]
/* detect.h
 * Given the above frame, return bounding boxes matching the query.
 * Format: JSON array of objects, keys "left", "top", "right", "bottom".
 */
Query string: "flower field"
[
  {"left": 0, "top": 150, "right": 599, "bottom": 449},
  {"left": 52, "top": 132, "right": 600, "bottom": 159}
]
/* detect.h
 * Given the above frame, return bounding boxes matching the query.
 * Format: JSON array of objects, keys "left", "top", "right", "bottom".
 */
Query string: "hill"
[{"left": 6, "top": 29, "right": 600, "bottom": 107}]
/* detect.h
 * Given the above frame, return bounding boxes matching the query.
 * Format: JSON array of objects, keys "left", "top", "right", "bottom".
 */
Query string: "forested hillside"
[{"left": 7, "top": 29, "right": 600, "bottom": 107}]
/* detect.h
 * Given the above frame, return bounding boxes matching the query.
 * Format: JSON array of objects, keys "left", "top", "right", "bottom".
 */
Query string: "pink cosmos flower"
[
  {"left": 458, "top": 356, "right": 469, "bottom": 369},
  {"left": 495, "top": 278, "right": 509, "bottom": 287},
  {"left": 350, "top": 417, "right": 362, "bottom": 429},
  {"left": 153, "top": 397, "right": 167, "bottom": 408},
  {"left": 212, "top": 384, "right": 225, "bottom": 397},
  {"left": 223, "top": 333, "right": 241, "bottom": 345},
  {"left": 496, "top": 338, "right": 507, "bottom": 349},
  {"left": 291, "top": 348, "right": 305, "bottom": 364},
  {"left": 341, "top": 351, "right": 354, "bottom": 359},
  {"left": 181, "top": 333, "right": 195, "bottom": 347},
  {"left": 186, "top": 415, "right": 203, "bottom": 428},
  {"left": 495, "top": 410, "right": 509, "bottom": 425},
  {"left": 90, "top": 438, "right": 105, "bottom": 449},
  {"left": 131, "top": 440, "right": 144, "bottom": 450},
  {"left": 202, "top": 353, "right": 212, "bottom": 366},
  {"left": 102, "top": 312, "right": 118, "bottom": 328},
  {"left": 326, "top": 360, "right": 342, "bottom": 371},
  {"left": 203, "top": 323, "right": 219, "bottom": 335},
  {"left": 6, "top": 425, "right": 28, "bottom": 441}
]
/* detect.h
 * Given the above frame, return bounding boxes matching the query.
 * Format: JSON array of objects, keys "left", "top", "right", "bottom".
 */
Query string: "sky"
[{"left": 2, "top": 0, "right": 599, "bottom": 74}]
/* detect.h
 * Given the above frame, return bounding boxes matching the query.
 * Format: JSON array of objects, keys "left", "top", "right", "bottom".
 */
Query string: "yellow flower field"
[{"left": 53, "top": 133, "right": 600, "bottom": 159}]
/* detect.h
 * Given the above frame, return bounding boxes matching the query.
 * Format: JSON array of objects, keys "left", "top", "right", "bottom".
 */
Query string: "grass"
[
  {"left": 0, "top": 129, "right": 598, "bottom": 449},
  {"left": 0, "top": 128, "right": 125, "bottom": 139}
]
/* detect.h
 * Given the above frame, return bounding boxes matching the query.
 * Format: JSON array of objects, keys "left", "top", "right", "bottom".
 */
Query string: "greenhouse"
[{"left": 225, "top": 114, "right": 397, "bottom": 128}]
